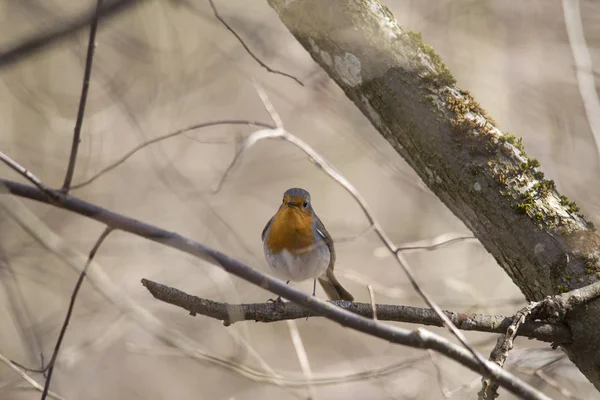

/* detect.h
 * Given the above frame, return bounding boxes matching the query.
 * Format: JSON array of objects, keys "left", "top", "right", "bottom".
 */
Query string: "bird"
[{"left": 262, "top": 188, "right": 354, "bottom": 301}]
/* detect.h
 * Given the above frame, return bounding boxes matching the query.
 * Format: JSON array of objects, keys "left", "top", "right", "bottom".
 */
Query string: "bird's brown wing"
[
  {"left": 315, "top": 215, "right": 354, "bottom": 301},
  {"left": 261, "top": 216, "right": 274, "bottom": 242},
  {"left": 314, "top": 215, "right": 336, "bottom": 268}
]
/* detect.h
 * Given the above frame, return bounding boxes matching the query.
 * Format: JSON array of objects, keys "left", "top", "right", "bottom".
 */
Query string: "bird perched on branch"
[{"left": 262, "top": 188, "right": 354, "bottom": 301}]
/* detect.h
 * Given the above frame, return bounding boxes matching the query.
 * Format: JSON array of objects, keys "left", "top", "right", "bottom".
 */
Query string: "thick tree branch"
[
  {"left": 0, "top": 179, "right": 548, "bottom": 400},
  {"left": 141, "top": 278, "right": 571, "bottom": 344},
  {"left": 266, "top": 0, "right": 600, "bottom": 389}
]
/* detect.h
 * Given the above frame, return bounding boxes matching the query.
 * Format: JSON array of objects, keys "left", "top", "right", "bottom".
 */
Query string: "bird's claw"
[{"left": 267, "top": 295, "right": 285, "bottom": 310}]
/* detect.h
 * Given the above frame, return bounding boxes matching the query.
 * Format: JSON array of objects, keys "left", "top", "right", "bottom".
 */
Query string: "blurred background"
[{"left": 1, "top": 0, "right": 599, "bottom": 398}]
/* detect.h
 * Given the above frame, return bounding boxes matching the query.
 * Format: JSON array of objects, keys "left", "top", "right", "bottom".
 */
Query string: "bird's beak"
[{"left": 286, "top": 200, "right": 299, "bottom": 208}]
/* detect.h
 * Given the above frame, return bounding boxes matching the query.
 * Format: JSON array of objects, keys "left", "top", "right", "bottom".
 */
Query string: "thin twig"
[
  {"left": 443, "top": 376, "right": 481, "bottom": 399},
  {"left": 286, "top": 320, "right": 317, "bottom": 399},
  {"left": 397, "top": 235, "right": 477, "bottom": 252},
  {"left": 338, "top": 270, "right": 405, "bottom": 299},
  {"left": 479, "top": 303, "right": 535, "bottom": 399},
  {"left": 61, "top": 0, "right": 103, "bottom": 193},
  {"left": 70, "top": 120, "right": 275, "bottom": 190},
  {"left": 428, "top": 350, "right": 451, "bottom": 399},
  {"left": 140, "top": 279, "right": 570, "bottom": 343},
  {"left": 0, "top": 180, "right": 550, "bottom": 400},
  {"left": 0, "top": 352, "right": 66, "bottom": 400},
  {"left": 562, "top": 0, "right": 600, "bottom": 159},
  {"left": 0, "top": 245, "right": 47, "bottom": 375},
  {"left": 253, "top": 80, "right": 284, "bottom": 128},
  {"left": 128, "top": 343, "right": 434, "bottom": 387},
  {"left": 529, "top": 280, "right": 600, "bottom": 323},
  {"left": 516, "top": 367, "right": 583, "bottom": 400},
  {"left": 207, "top": 0, "right": 304, "bottom": 86},
  {"left": 41, "top": 227, "right": 113, "bottom": 400},
  {"left": 0, "top": 0, "right": 140, "bottom": 69},
  {"left": 334, "top": 224, "right": 375, "bottom": 244},
  {"left": 10, "top": 358, "right": 48, "bottom": 374},
  {"left": 367, "top": 284, "right": 377, "bottom": 320},
  {"left": 0, "top": 150, "right": 59, "bottom": 200}
]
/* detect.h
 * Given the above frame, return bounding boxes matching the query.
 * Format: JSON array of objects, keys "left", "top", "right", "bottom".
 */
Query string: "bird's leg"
[
  {"left": 305, "top": 279, "right": 318, "bottom": 321},
  {"left": 266, "top": 280, "right": 289, "bottom": 309}
]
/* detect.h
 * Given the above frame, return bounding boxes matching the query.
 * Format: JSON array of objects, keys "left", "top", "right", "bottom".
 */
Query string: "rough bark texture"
[{"left": 268, "top": 0, "right": 600, "bottom": 390}]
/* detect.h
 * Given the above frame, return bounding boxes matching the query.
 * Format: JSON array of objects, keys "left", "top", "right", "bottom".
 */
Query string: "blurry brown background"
[{"left": 1, "top": 0, "right": 599, "bottom": 398}]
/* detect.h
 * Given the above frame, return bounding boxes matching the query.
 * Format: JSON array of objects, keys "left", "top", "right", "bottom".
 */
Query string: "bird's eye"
[{"left": 302, "top": 201, "right": 308, "bottom": 208}]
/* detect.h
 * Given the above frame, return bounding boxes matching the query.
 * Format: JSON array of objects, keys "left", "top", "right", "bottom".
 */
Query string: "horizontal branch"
[
  {"left": 0, "top": 179, "right": 549, "bottom": 400},
  {"left": 141, "top": 278, "right": 571, "bottom": 343}
]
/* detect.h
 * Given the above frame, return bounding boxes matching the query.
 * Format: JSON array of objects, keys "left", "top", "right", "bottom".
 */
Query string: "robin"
[{"left": 262, "top": 188, "right": 354, "bottom": 301}]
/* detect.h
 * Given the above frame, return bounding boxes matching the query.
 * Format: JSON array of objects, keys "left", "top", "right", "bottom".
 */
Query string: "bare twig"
[
  {"left": 10, "top": 358, "right": 48, "bottom": 374},
  {"left": 41, "top": 227, "right": 113, "bottom": 400},
  {"left": 443, "top": 377, "right": 481, "bottom": 399},
  {"left": 516, "top": 367, "right": 583, "bottom": 400},
  {"left": 286, "top": 320, "right": 317, "bottom": 399},
  {"left": 61, "top": 0, "right": 103, "bottom": 193},
  {"left": 562, "top": 0, "right": 600, "bottom": 158},
  {"left": 479, "top": 304, "right": 536, "bottom": 399},
  {"left": 428, "top": 350, "right": 451, "bottom": 399},
  {"left": 220, "top": 86, "right": 494, "bottom": 378},
  {"left": 0, "top": 0, "right": 140, "bottom": 69},
  {"left": 367, "top": 284, "right": 377, "bottom": 320},
  {"left": 334, "top": 224, "right": 375, "bottom": 244},
  {"left": 397, "top": 235, "right": 477, "bottom": 253},
  {"left": 207, "top": 0, "right": 304, "bottom": 86},
  {"left": 338, "top": 270, "right": 405, "bottom": 298},
  {"left": 0, "top": 150, "right": 59, "bottom": 199},
  {"left": 70, "top": 120, "right": 275, "bottom": 190},
  {"left": 0, "top": 246, "right": 47, "bottom": 375},
  {"left": 373, "top": 233, "right": 477, "bottom": 257},
  {"left": 529, "top": 280, "right": 600, "bottom": 323},
  {"left": 128, "top": 343, "right": 434, "bottom": 386},
  {"left": 0, "top": 352, "right": 66, "bottom": 400},
  {"left": 140, "top": 279, "right": 570, "bottom": 343},
  {"left": 0, "top": 179, "right": 550, "bottom": 400}
]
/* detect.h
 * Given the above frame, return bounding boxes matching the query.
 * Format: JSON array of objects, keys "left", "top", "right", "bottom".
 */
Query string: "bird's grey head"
[{"left": 282, "top": 188, "right": 312, "bottom": 210}]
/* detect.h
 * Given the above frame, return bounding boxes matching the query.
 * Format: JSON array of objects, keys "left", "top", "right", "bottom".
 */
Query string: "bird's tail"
[{"left": 318, "top": 269, "right": 354, "bottom": 301}]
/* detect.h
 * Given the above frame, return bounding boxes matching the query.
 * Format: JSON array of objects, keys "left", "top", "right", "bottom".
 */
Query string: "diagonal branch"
[
  {"left": 0, "top": 352, "right": 66, "bottom": 400},
  {"left": 61, "top": 0, "right": 103, "bottom": 193},
  {"left": 0, "top": 150, "right": 59, "bottom": 200},
  {"left": 41, "top": 227, "right": 113, "bottom": 400},
  {"left": 0, "top": 179, "right": 549, "bottom": 400},
  {"left": 141, "top": 278, "right": 571, "bottom": 343},
  {"left": 0, "top": 0, "right": 141, "bottom": 69},
  {"left": 206, "top": 0, "right": 304, "bottom": 86}
]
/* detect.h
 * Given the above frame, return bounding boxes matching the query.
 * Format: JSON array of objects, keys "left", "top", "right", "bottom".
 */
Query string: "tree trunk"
[{"left": 268, "top": 0, "right": 600, "bottom": 390}]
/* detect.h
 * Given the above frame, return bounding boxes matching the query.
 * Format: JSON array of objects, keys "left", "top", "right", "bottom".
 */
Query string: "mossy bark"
[{"left": 268, "top": 0, "right": 600, "bottom": 391}]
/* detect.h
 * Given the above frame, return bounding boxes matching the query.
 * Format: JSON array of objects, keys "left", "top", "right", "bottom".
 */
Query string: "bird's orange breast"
[{"left": 266, "top": 207, "right": 315, "bottom": 254}]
